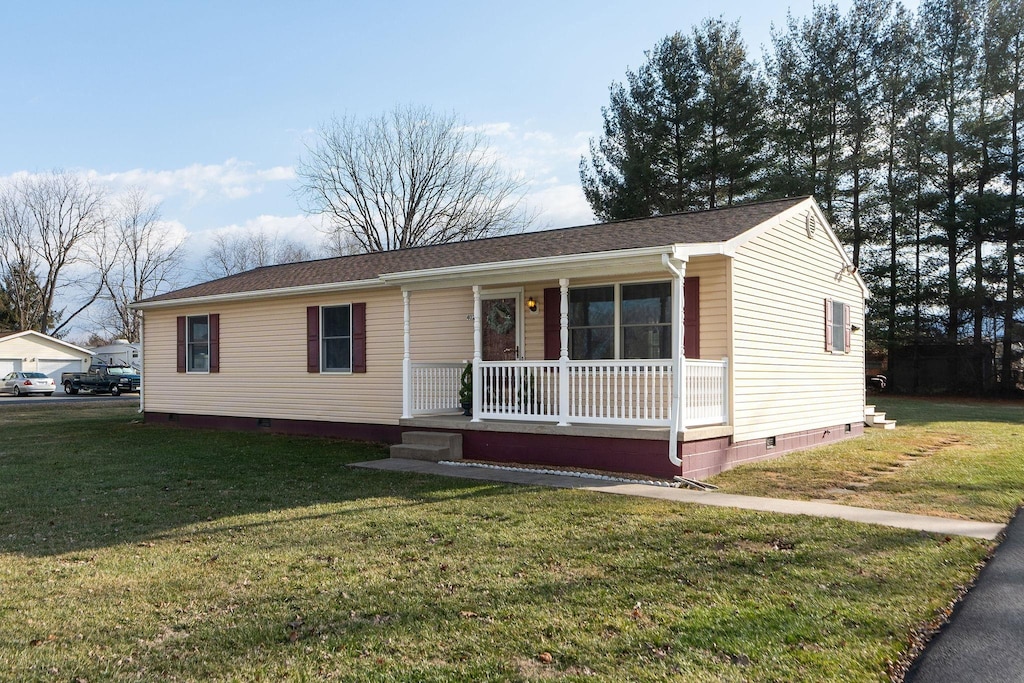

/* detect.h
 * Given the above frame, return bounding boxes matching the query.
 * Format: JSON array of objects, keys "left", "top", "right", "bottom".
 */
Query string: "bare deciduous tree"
[
  {"left": 98, "top": 188, "right": 185, "bottom": 342},
  {"left": 297, "top": 105, "right": 533, "bottom": 254},
  {"left": 202, "top": 228, "right": 313, "bottom": 279},
  {"left": 0, "top": 170, "right": 106, "bottom": 335}
]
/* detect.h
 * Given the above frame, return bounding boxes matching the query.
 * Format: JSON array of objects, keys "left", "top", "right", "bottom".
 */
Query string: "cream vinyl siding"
[
  {"left": 730, "top": 212, "right": 865, "bottom": 442},
  {"left": 685, "top": 257, "right": 728, "bottom": 359},
  {"left": 408, "top": 287, "right": 475, "bottom": 362},
  {"left": 143, "top": 288, "right": 405, "bottom": 424}
]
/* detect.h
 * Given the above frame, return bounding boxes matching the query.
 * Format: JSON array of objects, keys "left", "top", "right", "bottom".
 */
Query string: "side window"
[
  {"left": 825, "top": 299, "right": 851, "bottom": 354},
  {"left": 187, "top": 314, "right": 210, "bottom": 372},
  {"left": 321, "top": 305, "right": 352, "bottom": 372}
]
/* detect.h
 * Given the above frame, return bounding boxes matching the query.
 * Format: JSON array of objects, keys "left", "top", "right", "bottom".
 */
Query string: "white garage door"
[
  {"left": 0, "top": 359, "right": 22, "bottom": 376},
  {"left": 37, "top": 359, "right": 83, "bottom": 385}
]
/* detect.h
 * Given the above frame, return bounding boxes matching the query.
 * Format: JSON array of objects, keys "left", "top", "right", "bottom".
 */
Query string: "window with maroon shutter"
[
  {"left": 351, "top": 303, "right": 366, "bottom": 373},
  {"left": 543, "top": 287, "right": 560, "bottom": 360},
  {"left": 683, "top": 278, "right": 700, "bottom": 359},
  {"left": 307, "top": 306, "right": 320, "bottom": 373},
  {"left": 180, "top": 314, "right": 213, "bottom": 372},
  {"left": 825, "top": 299, "right": 834, "bottom": 352},
  {"left": 208, "top": 314, "right": 220, "bottom": 373},
  {"left": 825, "top": 299, "right": 849, "bottom": 353},
  {"left": 309, "top": 303, "right": 367, "bottom": 373},
  {"left": 176, "top": 316, "right": 186, "bottom": 373}
]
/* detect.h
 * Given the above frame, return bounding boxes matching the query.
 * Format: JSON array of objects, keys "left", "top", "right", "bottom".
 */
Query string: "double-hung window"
[
  {"left": 569, "top": 282, "right": 672, "bottom": 360},
  {"left": 321, "top": 305, "right": 352, "bottom": 372},
  {"left": 186, "top": 315, "right": 210, "bottom": 372},
  {"left": 826, "top": 299, "right": 851, "bottom": 353}
]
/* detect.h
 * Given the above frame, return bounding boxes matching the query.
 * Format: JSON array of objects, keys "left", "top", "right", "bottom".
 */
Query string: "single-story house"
[
  {"left": 132, "top": 196, "right": 869, "bottom": 479},
  {"left": 0, "top": 331, "right": 92, "bottom": 384},
  {"left": 90, "top": 339, "right": 141, "bottom": 369}
]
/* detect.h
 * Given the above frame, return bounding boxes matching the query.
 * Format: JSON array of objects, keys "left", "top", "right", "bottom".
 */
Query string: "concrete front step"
[
  {"left": 389, "top": 431, "right": 463, "bottom": 462},
  {"left": 390, "top": 443, "right": 451, "bottom": 462},
  {"left": 401, "top": 431, "right": 463, "bottom": 459},
  {"left": 871, "top": 419, "right": 897, "bottom": 430}
]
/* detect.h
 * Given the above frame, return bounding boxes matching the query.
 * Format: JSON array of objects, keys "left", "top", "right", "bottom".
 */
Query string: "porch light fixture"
[{"left": 526, "top": 296, "right": 538, "bottom": 313}]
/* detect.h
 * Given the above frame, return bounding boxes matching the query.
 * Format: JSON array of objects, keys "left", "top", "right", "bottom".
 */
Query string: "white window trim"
[
  {"left": 186, "top": 314, "right": 210, "bottom": 375},
  {"left": 320, "top": 303, "right": 353, "bottom": 373}
]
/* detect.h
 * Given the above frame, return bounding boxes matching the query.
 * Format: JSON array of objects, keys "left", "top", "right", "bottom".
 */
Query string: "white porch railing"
[
  {"left": 478, "top": 361, "right": 561, "bottom": 420},
  {"left": 410, "top": 362, "right": 464, "bottom": 415},
  {"left": 567, "top": 360, "right": 673, "bottom": 425},
  {"left": 683, "top": 358, "right": 730, "bottom": 427},
  {"left": 410, "top": 359, "right": 729, "bottom": 427}
]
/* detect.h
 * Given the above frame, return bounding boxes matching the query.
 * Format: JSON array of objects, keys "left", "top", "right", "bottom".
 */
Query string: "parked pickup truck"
[{"left": 62, "top": 364, "right": 141, "bottom": 396}]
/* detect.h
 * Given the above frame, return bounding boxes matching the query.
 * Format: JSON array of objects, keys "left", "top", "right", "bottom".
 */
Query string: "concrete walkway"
[{"left": 353, "top": 458, "right": 1004, "bottom": 540}]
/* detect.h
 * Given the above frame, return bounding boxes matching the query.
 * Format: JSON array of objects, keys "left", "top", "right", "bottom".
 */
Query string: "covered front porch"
[{"left": 396, "top": 251, "right": 732, "bottom": 443}]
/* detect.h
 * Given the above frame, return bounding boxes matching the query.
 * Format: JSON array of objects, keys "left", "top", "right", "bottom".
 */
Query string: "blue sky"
[{"left": 3, "top": 0, "right": 851, "bottom": 287}]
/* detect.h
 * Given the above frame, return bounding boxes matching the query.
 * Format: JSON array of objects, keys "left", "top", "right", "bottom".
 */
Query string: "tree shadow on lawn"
[
  {"left": 874, "top": 396, "right": 1024, "bottom": 427},
  {"left": 0, "top": 420, "right": 525, "bottom": 558}
]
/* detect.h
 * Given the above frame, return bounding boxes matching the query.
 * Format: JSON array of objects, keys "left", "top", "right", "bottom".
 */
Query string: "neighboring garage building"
[{"left": 0, "top": 331, "right": 92, "bottom": 384}]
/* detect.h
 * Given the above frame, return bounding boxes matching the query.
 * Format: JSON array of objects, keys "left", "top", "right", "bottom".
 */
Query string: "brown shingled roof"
[{"left": 141, "top": 197, "right": 807, "bottom": 304}]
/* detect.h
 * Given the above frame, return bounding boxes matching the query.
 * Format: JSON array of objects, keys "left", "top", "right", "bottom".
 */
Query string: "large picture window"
[
  {"left": 569, "top": 282, "right": 672, "bottom": 360},
  {"left": 321, "top": 305, "right": 352, "bottom": 372},
  {"left": 186, "top": 315, "right": 209, "bottom": 372}
]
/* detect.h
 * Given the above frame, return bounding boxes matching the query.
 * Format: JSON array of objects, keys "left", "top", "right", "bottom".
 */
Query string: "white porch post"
[
  {"left": 401, "top": 290, "right": 411, "bottom": 419},
  {"left": 557, "top": 278, "right": 570, "bottom": 426},
  {"left": 471, "top": 285, "right": 483, "bottom": 422}
]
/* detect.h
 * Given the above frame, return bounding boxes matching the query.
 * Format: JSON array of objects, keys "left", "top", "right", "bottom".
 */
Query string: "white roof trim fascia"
[
  {"left": 130, "top": 278, "right": 385, "bottom": 310},
  {"left": 380, "top": 245, "right": 677, "bottom": 286},
  {"left": 0, "top": 330, "right": 93, "bottom": 356},
  {"left": 722, "top": 197, "right": 870, "bottom": 298}
]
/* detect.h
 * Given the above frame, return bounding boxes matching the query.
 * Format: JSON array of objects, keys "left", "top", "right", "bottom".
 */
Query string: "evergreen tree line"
[{"left": 581, "top": 0, "right": 1024, "bottom": 395}]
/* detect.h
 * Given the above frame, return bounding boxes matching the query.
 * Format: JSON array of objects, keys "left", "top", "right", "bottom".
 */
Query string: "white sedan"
[{"left": 1, "top": 372, "right": 56, "bottom": 397}]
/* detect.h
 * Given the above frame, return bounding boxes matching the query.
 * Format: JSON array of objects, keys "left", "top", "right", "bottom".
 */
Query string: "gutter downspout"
[
  {"left": 662, "top": 253, "right": 687, "bottom": 468},
  {"left": 138, "top": 311, "right": 145, "bottom": 414}
]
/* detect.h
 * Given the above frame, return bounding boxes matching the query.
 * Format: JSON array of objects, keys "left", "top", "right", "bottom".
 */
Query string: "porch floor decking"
[{"left": 399, "top": 414, "right": 734, "bottom": 443}]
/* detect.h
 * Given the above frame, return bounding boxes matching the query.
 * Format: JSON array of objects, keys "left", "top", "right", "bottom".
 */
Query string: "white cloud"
[
  {"left": 91, "top": 159, "right": 295, "bottom": 203},
  {"left": 470, "top": 122, "right": 595, "bottom": 230}
]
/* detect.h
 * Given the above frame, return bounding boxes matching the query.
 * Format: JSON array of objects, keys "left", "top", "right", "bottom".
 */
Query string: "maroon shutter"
[
  {"left": 683, "top": 277, "right": 700, "bottom": 359},
  {"left": 208, "top": 314, "right": 220, "bottom": 373},
  {"left": 543, "top": 287, "right": 560, "bottom": 360},
  {"left": 307, "top": 306, "right": 320, "bottom": 373},
  {"left": 352, "top": 302, "right": 367, "bottom": 373},
  {"left": 824, "top": 299, "right": 834, "bottom": 352},
  {"left": 843, "top": 303, "right": 851, "bottom": 354},
  {"left": 176, "top": 316, "right": 186, "bottom": 373}
]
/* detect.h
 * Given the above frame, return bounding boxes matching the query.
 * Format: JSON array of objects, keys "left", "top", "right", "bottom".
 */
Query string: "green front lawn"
[
  {"left": 0, "top": 402, "right": 1006, "bottom": 681},
  {"left": 709, "top": 396, "right": 1024, "bottom": 523}
]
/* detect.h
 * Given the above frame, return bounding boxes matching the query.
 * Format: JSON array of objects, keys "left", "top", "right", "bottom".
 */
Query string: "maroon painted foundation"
[{"left": 144, "top": 411, "right": 402, "bottom": 443}]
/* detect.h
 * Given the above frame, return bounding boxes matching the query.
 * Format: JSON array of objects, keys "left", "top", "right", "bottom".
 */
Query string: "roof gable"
[
  {"left": 137, "top": 197, "right": 811, "bottom": 307},
  {"left": 0, "top": 330, "right": 93, "bottom": 356}
]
